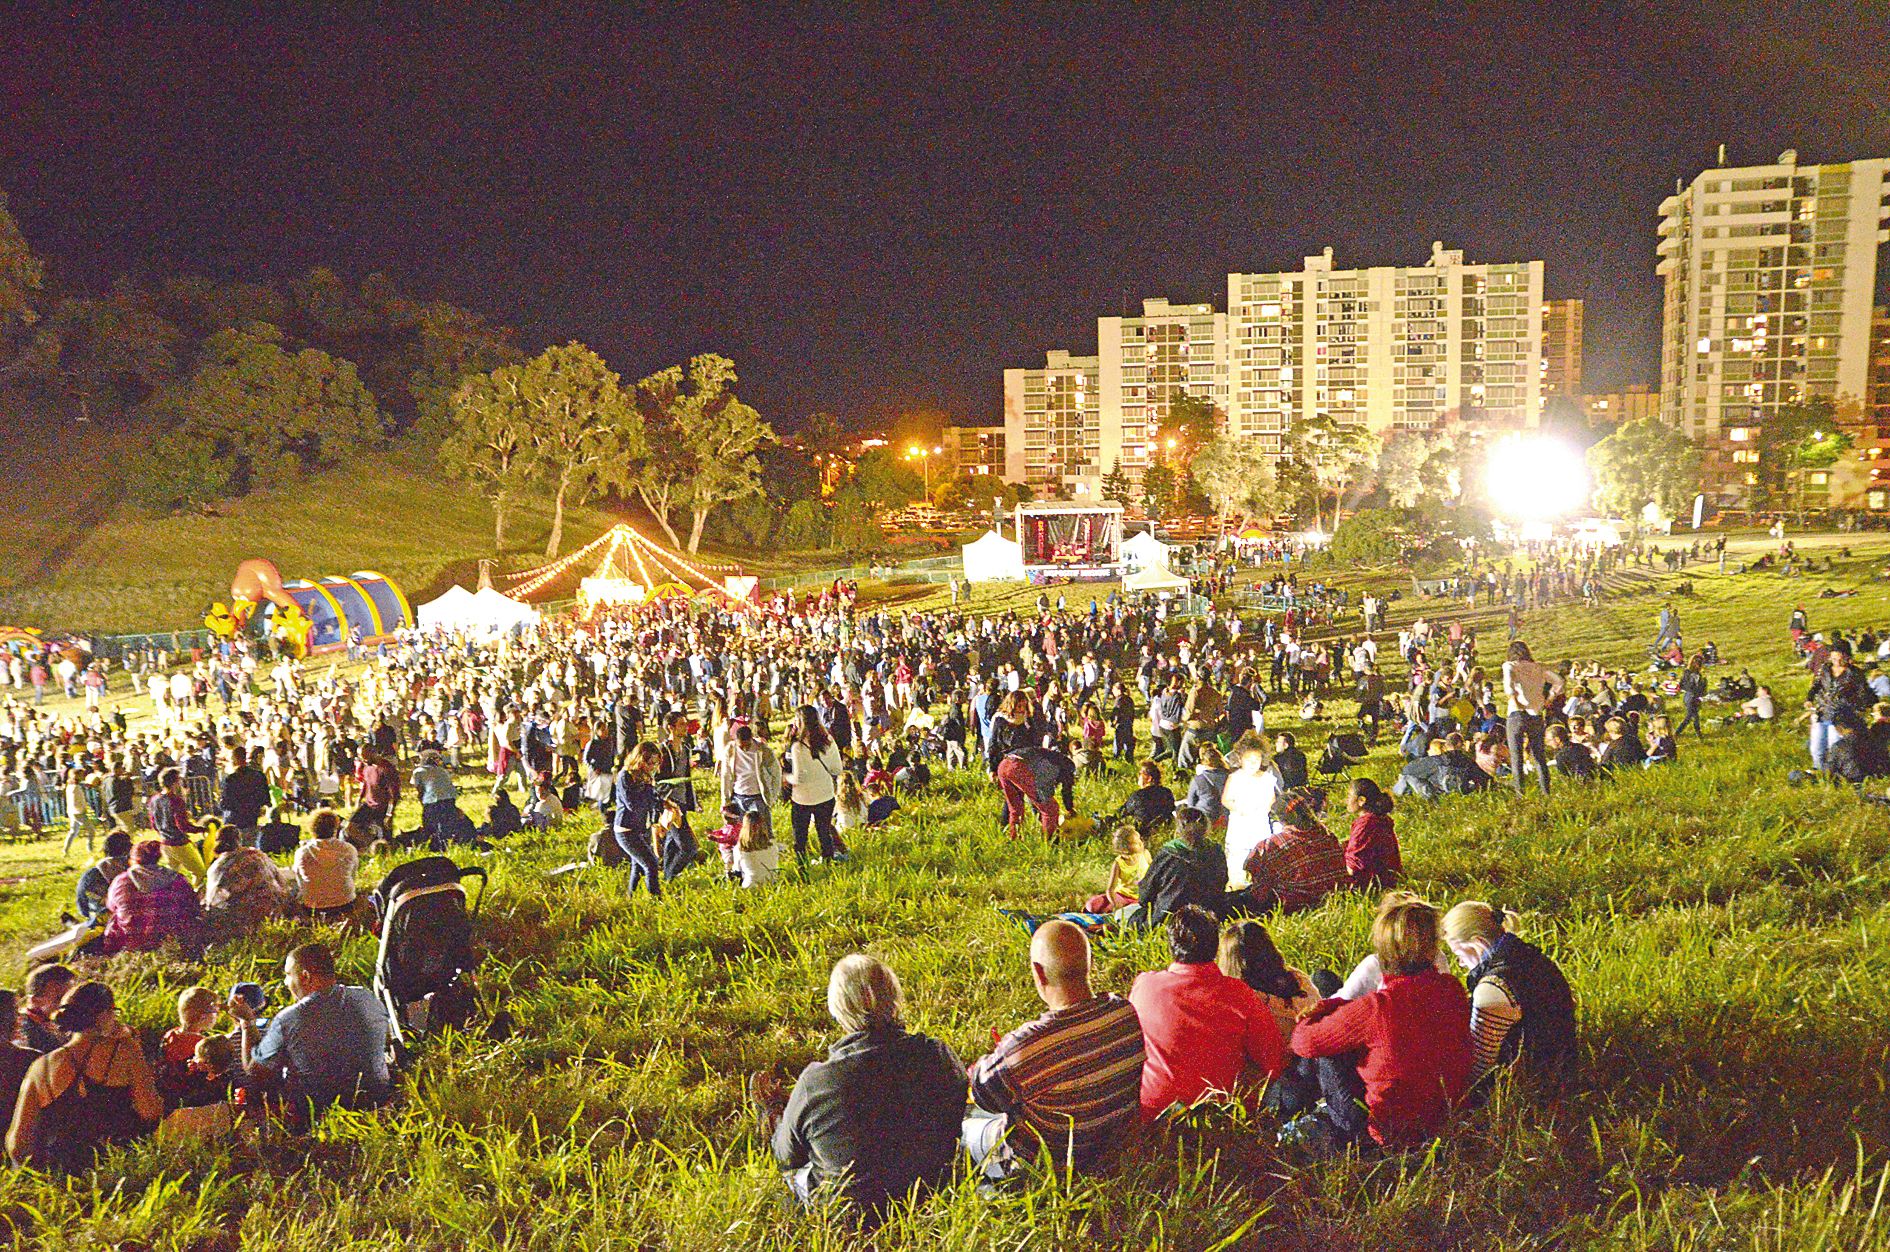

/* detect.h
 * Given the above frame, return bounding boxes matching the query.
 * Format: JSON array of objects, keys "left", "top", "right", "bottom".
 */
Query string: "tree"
[
  {"left": 1141, "top": 461, "right": 1177, "bottom": 521},
  {"left": 633, "top": 353, "right": 774, "bottom": 552},
  {"left": 128, "top": 428, "right": 232, "bottom": 511},
  {"left": 150, "top": 324, "right": 381, "bottom": 497},
  {"left": 1191, "top": 434, "right": 1277, "bottom": 538},
  {"left": 780, "top": 499, "right": 829, "bottom": 549},
  {"left": 1375, "top": 431, "right": 1431, "bottom": 510},
  {"left": 848, "top": 447, "right": 925, "bottom": 511},
  {"left": 402, "top": 302, "right": 523, "bottom": 441},
  {"left": 1587, "top": 416, "right": 1701, "bottom": 530},
  {"left": 830, "top": 492, "right": 883, "bottom": 550},
  {"left": 1288, "top": 413, "right": 1377, "bottom": 531},
  {"left": 441, "top": 368, "right": 544, "bottom": 550},
  {"left": 521, "top": 344, "right": 645, "bottom": 557},
  {"left": 1330, "top": 508, "right": 1404, "bottom": 566},
  {"left": 1100, "top": 459, "right": 1132, "bottom": 506},
  {"left": 28, "top": 285, "right": 182, "bottom": 419},
  {"left": 0, "top": 191, "right": 44, "bottom": 356},
  {"left": 1154, "top": 393, "right": 1219, "bottom": 469},
  {"left": 1746, "top": 397, "right": 1858, "bottom": 514}
]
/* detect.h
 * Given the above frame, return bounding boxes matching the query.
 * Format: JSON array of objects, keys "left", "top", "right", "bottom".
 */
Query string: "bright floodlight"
[{"left": 1486, "top": 435, "right": 1588, "bottom": 521}]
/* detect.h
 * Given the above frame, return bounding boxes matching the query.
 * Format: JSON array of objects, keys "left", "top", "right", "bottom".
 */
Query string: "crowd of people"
[{"left": 0, "top": 540, "right": 1857, "bottom": 1215}]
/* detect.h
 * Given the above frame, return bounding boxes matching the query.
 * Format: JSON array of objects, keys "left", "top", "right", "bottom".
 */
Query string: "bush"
[{"left": 1330, "top": 507, "right": 1403, "bottom": 566}]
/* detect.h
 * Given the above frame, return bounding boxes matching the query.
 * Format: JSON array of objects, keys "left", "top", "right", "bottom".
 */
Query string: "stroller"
[
  {"left": 370, "top": 856, "right": 489, "bottom": 1056},
  {"left": 1317, "top": 732, "right": 1369, "bottom": 782}
]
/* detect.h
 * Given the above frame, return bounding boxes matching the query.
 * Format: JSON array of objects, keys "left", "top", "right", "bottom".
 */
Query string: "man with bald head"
[{"left": 963, "top": 919, "right": 1145, "bottom": 1179}]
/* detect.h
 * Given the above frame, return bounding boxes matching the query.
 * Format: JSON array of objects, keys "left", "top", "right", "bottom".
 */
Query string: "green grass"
[{"left": 4, "top": 536, "right": 1890, "bottom": 1247}]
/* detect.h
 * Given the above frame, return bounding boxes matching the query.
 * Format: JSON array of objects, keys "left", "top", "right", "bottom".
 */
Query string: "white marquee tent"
[
  {"left": 417, "top": 584, "right": 542, "bottom": 634},
  {"left": 961, "top": 530, "right": 1025, "bottom": 583},
  {"left": 1122, "top": 530, "right": 1172, "bottom": 573},
  {"left": 1123, "top": 563, "right": 1192, "bottom": 594}
]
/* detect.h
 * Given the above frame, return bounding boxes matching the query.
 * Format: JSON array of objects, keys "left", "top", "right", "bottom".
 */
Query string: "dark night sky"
[{"left": 4, "top": 3, "right": 1888, "bottom": 430}]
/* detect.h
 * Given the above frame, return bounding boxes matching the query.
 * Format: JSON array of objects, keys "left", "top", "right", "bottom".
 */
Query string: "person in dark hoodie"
[
  {"left": 1131, "top": 806, "right": 1227, "bottom": 929},
  {"left": 1441, "top": 901, "right": 1577, "bottom": 1092}
]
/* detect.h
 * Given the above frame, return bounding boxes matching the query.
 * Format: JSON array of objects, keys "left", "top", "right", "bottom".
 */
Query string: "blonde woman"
[
  {"left": 1440, "top": 901, "right": 1577, "bottom": 1088},
  {"left": 1220, "top": 732, "right": 1278, "bottom": 889}
]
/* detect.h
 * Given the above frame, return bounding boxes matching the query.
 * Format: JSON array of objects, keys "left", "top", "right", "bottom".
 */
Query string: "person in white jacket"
[
  {"left": 783, "top": 705, "right": 849, "bottom": 863},
  {"left": 717, "top": 721, "right": 781, "bottom": 845}
]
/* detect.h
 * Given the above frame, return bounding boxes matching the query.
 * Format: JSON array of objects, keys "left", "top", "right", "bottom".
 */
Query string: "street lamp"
[{"left": 906, "top": 444, "right": 943, "bottom": 497}]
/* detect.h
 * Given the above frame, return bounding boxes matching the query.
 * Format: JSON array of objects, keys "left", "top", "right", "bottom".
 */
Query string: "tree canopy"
[{"left": 1587, "top": 416, "right": 1700, "bottom": 526}]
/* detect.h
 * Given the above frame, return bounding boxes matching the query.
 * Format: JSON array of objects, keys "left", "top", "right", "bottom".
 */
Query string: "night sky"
[{"left": 4, "top": 3, "right": 1888, "bottom": 431}]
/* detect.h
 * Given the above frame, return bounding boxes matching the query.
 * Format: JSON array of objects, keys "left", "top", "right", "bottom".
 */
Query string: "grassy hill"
[
  {"left": 0, "top": 416, "right": 621, "bottom": 634},
  {"left": 3, "top": 540, "right": 1890, "bottom": 1246}
]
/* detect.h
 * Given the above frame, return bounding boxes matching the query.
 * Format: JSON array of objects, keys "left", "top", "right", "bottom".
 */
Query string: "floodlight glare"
[{"left": 1486, "top": 435, "right": 1588, "bottom": 521}]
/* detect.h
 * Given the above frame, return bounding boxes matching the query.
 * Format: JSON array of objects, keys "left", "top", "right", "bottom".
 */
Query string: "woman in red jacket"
[
  {"left": 1342, "top": 779, "right": 1402, "bottom": 893},
  {"left": 1288, "top": 894, "right": 1471, "bottom": 1151}
]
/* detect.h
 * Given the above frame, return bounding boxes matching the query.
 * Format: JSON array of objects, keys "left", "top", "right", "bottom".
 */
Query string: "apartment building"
[
  {"left": 1002, "top": 350, "right": 1101, "bottom": 495},
  {"left": 1871, "top": 305, "right": 1890, "bottom": 439},
  {"left": 1583, "top": 384, "right": 1660, "bottom": 426},
  {"left": 1542, "top": 298, "right": 1584, "bottom": 400},
  {"left": 1656, "top": 149, "right": 1890, "bottom": 502},
  {"left": 1225, "top": 243, "right": 1545, "bottom": 455},
  {"left": 1095, "top": 298, "right": 1229, "bottom": 483},
  {"left": 940, "top": 424, "right": 1007, "bottom": 477}
]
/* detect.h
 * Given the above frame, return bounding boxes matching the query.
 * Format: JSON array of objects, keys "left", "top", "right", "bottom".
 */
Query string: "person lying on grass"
[
  {"left": 752, "top": 954, "right": 967, "bottom": 1218},
  {"left": 963, "top": 920, "right": 1145, "bottom": 1181}
]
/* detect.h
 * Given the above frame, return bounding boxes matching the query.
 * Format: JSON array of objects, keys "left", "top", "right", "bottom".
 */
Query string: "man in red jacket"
[
  {"left": 1291, "top": 895, "right": 1472, "bottom": 1150},
  {"left": 1128, "top": 905, "right": 1283, "bottom": 1121}
]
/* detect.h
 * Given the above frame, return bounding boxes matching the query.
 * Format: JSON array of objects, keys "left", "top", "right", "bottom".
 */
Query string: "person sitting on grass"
[
  {"left": 963, "top": 919, "right": 1145, "bottom": 1181},
  {"left": 1235, "top": 792, "right": 1346, "bottom": 916},
  {"left": 833, "top": 771, "right": 867, "bottom": 838},
  {"left": 735, "top": 811, "right": 779, "bottom": 887},
  {"left": 863, "top": 779, "right": 900, "bottom": 827},
  {"left": 156, "top": 1035, "right": 244, "bottom": 1145},
  {"left": 1547, "top": 724, "right": 1598, "bottom": 782},
  {"left": 1341, "top": 778, "right": 1402, "bottom": 894},
  {"left": 74, "top": 830, "right": 133, "bottom": 922},
  {"left": 1642, "top": 714, "right": 1678, "bottom": 766},
  {"left": 1440, "top": 901, "right": 1578, "bottom": 1093},
  {"left": 753, "top": 954, "right": 967, "bottom": 1217},
  {"left": 203, "top": 825, "right": 294, "bottom": 934},
  {"left": 1085, "top": 826, "right": 1149, "bottom": 913},
  {"left": 7, "top": 981, "right": 162, "bottom": 1171},
  {"left": 158, "top": 986, "right": 221, "bottom": 1105},
  {"left": 0, "top": 992, "right": 41, "bottom": 1132},
  {"left": 293, "top": 809, "right": 359, "bottom": 924},
  {"left": 1128, "top": 905, "right": 1285, "bottom": 1122},
  {"left": 1288, "top": 894, "right": 1472, "bottom": 1152},
  {"left": 1105, "top": 760, "right": 1176, "bottom": 836},
  {"left": 1182, "top": 744, "right": 1230, "bottom": 824},
  {"left": 231, "top": 942, "right": 391, "bottom": 1120},
  {"left": 1131, "top": 806, "right": 1227, "bottom": 929},
  {"left": 523, "top": 776, "right": 565, "bottom": 831},
  {"left": 102, "top": 840, "right": 201, "bottom": 954},
  {"left": 484, "top": 786, "right": 524, "bottom": 840},
  {"left": 18, "top": 966, "right": 75, "bottom": 1054},
  {"left": 1596, "top": 716, "right": 1646, "bottom": 772}
]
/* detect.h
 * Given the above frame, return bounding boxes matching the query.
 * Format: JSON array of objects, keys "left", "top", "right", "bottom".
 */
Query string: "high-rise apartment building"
[
  {"left": 1542, "top": 298, "right": 1584, "bottom": 400},
  {"left": 1225, "top": 244, "right": 1545, "bottom": 454},
  {"left": 1656, "top": 150, "right": 1890, "bottom": 502},
  {"left": 1583, "top": 384, "right": 1660, "bottom": 426},
  {"left": 1095, "top": 299, "right": 1229, "bottom": 483},
  {"left": 1871, "top": 305, "right": 1890, "bottom": 439},
  {"left": 940, "top": 424, "right": 1006, "bottom": 477},
  {"left": 1002, "top": 350, "right": 1100, "bottom": 494}
]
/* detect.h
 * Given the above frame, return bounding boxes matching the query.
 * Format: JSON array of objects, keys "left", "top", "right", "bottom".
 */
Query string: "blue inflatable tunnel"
[{"left": 270, "top": 571, "right": 411, "bottom": 653}]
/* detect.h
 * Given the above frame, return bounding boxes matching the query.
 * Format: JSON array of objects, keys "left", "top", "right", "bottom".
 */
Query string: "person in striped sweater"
[
  {"left": 963, "top": 920, "right": 1146, "bottom": 1179},
  {"left": 1441, "top": 902, "right": 1577, "bottom": 1092}
]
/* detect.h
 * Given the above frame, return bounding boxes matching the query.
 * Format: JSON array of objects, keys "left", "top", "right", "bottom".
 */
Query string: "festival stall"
[
  {"left": 1122, "top": 530, "right": 1172, "bottom": 573},
  {"left": 960, "top": 530, "right": 1025, "bottom": 583},
  {"left": 417, "top": 585, "right": 540, "bottom": 635},
  {"left": 1122, "top": 563, "right": 1192, "bottom": 596}
]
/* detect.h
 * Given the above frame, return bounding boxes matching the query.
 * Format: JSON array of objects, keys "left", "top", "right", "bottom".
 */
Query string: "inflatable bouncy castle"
[{"left": 205, "top": 560, "right": 410, "bottom": 656}]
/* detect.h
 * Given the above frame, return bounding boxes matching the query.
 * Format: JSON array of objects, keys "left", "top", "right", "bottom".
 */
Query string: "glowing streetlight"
[{"left": 906, "top": 444, "right": 940, "bottom": 496}]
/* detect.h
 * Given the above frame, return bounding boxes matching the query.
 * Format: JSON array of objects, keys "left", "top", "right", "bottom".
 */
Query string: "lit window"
[
  {"left": 1697, "top": 337, "right": 1712, "bottom": 354},
  {"left": 1728, "top": 427, "right": 1749, "bottom": 441}
]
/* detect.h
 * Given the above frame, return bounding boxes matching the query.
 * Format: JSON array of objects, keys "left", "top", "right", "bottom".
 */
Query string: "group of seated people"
[
  {"left": 66, "top": 804, "right": 367, "bottom": 956},
  {"left": 753, "top": 891, "right": 1575, "bottom": 1218},
  {"left": 0, "top": 942, "right": 391, "bottom": 1172}
]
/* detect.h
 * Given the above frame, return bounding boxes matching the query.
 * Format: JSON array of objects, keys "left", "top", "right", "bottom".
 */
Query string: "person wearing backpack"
[{"left": 7, "top": 982, "right": 161, "bottom": 1170}]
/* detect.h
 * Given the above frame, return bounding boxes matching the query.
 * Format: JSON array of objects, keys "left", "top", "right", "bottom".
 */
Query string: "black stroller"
[
  {"left": 370, "top": 856, "right": 489, "bottom": 1056},
  {"left": 1317, "top": 732, "right": 1370, "bottom": 782}
]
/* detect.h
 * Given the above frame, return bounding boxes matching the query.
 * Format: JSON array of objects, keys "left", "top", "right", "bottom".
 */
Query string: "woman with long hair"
[
  {"left": 784, "top": 704, "right": 847, "bottom": 864},
  {"left": 1501, "top": 640, "right": 1563, "bottom": 798},
  {"left": 1440, "top": 901, "right": 1577, "bottom": 1088},
  {"left": 1341, "top": 778, "right": 1401, "bottom": 893},
  {"left": 615, "top": 741, "right": 668, "bottom": 898}
]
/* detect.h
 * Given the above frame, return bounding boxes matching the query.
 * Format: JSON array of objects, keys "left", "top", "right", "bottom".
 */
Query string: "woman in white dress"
[{"left": 1220, "top": 732, "right": 1279, "bottom": 889}]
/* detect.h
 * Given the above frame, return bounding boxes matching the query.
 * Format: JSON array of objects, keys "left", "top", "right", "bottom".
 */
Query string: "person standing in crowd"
[
  {"left": 655, "top": 713, "right": 703, "bottom": 878},
  {"left": 1808, "top": 639, "right": 1872, "bottom": 773},
  {"left": 217, "top": 746, "right": 272, "bottom": 847},
  {"left": 783, "top": 705, "right": 847, "bottom": 865},
  {"left": 146, "top": 768, "right": 207, "bottom": 888},
  {"left": 1220, "top": 733, "right": 1278, "bottom": 889},
  {"left": 1500, "top": 641, "right": 1562, "bottom": 798},
  {"left": 615, "top": 741, "right": 668, "bottom": 899}
]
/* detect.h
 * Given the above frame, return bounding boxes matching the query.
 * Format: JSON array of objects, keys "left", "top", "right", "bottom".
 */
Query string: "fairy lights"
[{"left": 501, "top": 523, "right": 749, "bottom": 606}]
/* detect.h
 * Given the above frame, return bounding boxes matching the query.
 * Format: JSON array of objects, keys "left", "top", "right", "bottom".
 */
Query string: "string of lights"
[{"left": 501, "top": 522, "right": 749, "bottom": 604}]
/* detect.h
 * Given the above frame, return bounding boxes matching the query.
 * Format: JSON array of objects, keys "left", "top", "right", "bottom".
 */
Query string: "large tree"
[
  {"left": 847, "top": 447, "right": 925, "bottom": 511},
  {"left": 632, "top": 353, "right": 773, "bottom": 552},
  {"left": 441, "top": 368, "right": 543, "bottom": 550},
  {"left": 0, "top": 191, "right": 44, "bottom": 354},
  {"left": 1288, "top": 412, "right": 1377, "bottom": 532},
  {"left": 1154, "top": 393, "right": 1219, "bottom": 469},
  {"left": 1191, "top": 434, "right": 1277, "bottom": 538},
  {"left": 1748, "top": 397, "right": 1857, "bottom": 514},
  {"left": 401, "top": 302, "right": 524, "bottom": 441},
  {"left": 1587, "top": 416, "right": 1701, "bottom": 529},
  {"left": 520, "top": 343, "right": 644, "bottom": 557},
  {"left": 27, "top": 284, "right": 182, "bottom": 419}
]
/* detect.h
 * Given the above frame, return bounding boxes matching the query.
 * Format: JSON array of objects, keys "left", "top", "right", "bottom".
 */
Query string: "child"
[
  {"left": 1644, "top": 714, "right": 1678, "bottom": 766},
  {"left": 705, "top": 802, "right": 744, "bottom": 880},
  {"left": 156, "top": 1035, "right": 244, "bottom": 1144},
  {"left": 863, "top": 780, "right": 899, "bottom": 827},
  {"left": 735, "top": 811, "right": 779, "bottom": 887},
  {"left": 834, "top": 772, "right": 867, "bottom": 836},
  {"left": 524, "top": 778, "right": 565, "bottom": 830},
  {"left": 161, "top": 986, "right": 221, "bottom": 1103},
  {"left": 1085, "top": 826, "right": 1148, "bottom": 912}
]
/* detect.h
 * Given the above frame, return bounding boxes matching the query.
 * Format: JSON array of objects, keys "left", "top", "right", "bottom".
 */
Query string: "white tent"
[
  {"left": 1123, "top": 563, "right": 1192, "bottom": 594},
  {"left": 1122, "top": 530, "right": 1172, "bottom": 572},
  {"left": 416, "top": 584, "right": 477, "bottom": 632},
  {"left": 961, "top": 530, "right": 1025, "bottom": 582},
  {"left": 470, "top": 586, "right": 542, "bottom": 631}
]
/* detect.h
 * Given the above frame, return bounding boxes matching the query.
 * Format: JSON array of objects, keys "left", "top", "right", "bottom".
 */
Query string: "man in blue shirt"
[{"left": 237, "top": 942, "right": 390, "bottom": 1115}]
